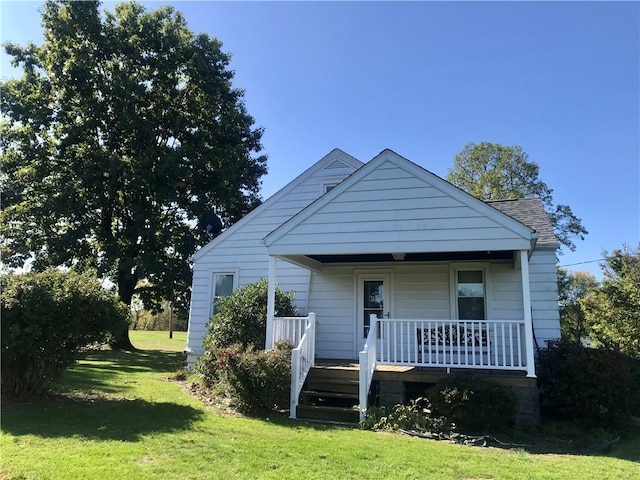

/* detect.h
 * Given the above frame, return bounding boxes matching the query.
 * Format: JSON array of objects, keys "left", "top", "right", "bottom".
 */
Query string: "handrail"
[
  {"left": 289, "top": 313, "right": 316, "bottom": 419},
  {"left": 358, "top": 314, "right": 379, "bottom": 423}
]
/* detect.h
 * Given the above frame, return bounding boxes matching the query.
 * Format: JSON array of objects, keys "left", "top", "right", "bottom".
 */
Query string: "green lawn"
[
  {"left": 130, "top": 330, "right": 187, "bottom": 352},
  {"left": 2, "top": 332, "right": 638, "bottom": 480}
]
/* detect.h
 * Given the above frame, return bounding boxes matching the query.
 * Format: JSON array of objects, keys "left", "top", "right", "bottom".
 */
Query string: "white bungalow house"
[{"left": 186, "top": 148, "right": 560, "bottom": 423}]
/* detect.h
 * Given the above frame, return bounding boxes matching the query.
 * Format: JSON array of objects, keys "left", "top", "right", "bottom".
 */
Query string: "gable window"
[
  {"left": 212, "top": 273, "right": 234, "bottom": 317},
  {"left": 455, "top": 270, "right": 486, "bottom": 320},
  {"left": 322, "top": 183, "right": 338, "bottom": 194}
]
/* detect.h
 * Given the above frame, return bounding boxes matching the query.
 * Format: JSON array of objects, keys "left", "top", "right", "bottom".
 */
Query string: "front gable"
[{"left": 264, "top": 149, "right": 537, "bottom": 261}]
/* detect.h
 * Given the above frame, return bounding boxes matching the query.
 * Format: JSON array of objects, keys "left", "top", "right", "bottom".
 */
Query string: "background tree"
[
  {"left": 556, "top": 268, "right": 598, "bottom": 342},
  {"left": 581, "top": 245, "right": 640, "bottom": 357},
  {"left": 447, "top": 142, "right": 587, "bottom": 253},
  {"left": 0, "top": 1, "right": 267, "bottom": 348}
]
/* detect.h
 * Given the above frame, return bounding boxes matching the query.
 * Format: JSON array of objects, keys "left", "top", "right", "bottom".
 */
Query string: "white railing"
[
  {"left": 272, "top": 315, "right": 310, "bottom": 347},
  {"left": 284, "top": 313, "right": 316, "bottom": 419},
  {"left": 358, "top": 314, "right": 379, "bottom": 423},
  {"left": 377, "top": 318, "right": 530, "bottom": 373}
]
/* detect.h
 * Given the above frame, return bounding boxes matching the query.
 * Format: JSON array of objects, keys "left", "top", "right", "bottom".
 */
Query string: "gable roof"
[
  {"left": 488, "top": 198, "right": 557, "bottom": 248},
  {"left": 191, "top": 148, "right": 363, "bottom": 262},
  {"left": 263, "top": 149, "right": 539, "bottom": 259}
]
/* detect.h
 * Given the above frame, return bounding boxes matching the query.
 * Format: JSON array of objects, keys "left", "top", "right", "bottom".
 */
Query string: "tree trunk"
[{"left": 110, "top": 265, "right": 137, "bottom": 350}]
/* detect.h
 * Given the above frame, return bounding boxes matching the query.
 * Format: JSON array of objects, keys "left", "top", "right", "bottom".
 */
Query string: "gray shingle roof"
[{"left": 486, "top": 198, "right": 558, "bottom": 248}]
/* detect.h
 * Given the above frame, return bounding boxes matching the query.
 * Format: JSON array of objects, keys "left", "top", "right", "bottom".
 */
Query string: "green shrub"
[
  {"left": 362, "top": 397, "right": 447, "bottom": 433},
  {"left": 427, "top": 375, "right": 517, "bottom": 432},
  {"left": 204, "top": 279, "right": 297, "bottom": 351},
  {"left": 195, "top": 279, "right": 297, "bottom": 389},
  {"left": 216, "top": 341, "right": 293, "bottom": 413},
  {"left": 537, "top": 340, "right": 640, "bottom": 427},
  {"left": 1, "top": 269, "right": 130, "bottom": 396}
]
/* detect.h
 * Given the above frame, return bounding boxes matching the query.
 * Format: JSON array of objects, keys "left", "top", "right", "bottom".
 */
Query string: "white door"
[{"left": 356, "top": 273, "right": 392, "bottom": 353}]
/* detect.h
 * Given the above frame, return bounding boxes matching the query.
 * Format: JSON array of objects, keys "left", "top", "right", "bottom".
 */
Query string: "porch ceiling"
[
  {"left": 307, "top": 250, "right": 515, "bottom": 264},
  {"left": 275, "top": 249, "right": 516, "bottom": 271}
]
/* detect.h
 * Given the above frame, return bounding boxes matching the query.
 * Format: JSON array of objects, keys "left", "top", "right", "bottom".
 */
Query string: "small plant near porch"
[
  {"left": 215, "top": 341, "right": 293, "bottom": 413},
  {"left": 428, "top": 375, "right": 517, "bottom": 432},
  {"left": 195, "top": 279, "right": 297, "bottom": 412},
  {"left": 363, "top": 375, "right": 517, "bottom": 435}
]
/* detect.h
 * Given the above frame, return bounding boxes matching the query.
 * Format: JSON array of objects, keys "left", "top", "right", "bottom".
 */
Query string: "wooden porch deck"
[{"left": 315, "top": 359, "right": 536, "bottom": 388}]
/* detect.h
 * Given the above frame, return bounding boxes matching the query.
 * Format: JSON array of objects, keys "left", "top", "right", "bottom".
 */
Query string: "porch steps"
[{"left": 296, "top": 366, "right": 360, "bottom": 424}]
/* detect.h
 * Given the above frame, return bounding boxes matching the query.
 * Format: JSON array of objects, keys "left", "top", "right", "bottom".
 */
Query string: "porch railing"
[
  {"left": 273, "top": 313, "right": 316, "bottom": 420},
  {"left": 358, "top": 315, "right": 379, "bottom": 423},
  {"left": 272, "top": 315, "right": 310, "bottom": 347},
  {"left": 376, "top": 318, "right": 530, "bottom": 374}
]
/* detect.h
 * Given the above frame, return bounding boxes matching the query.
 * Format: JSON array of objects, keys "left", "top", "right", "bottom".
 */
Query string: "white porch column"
[
  {"left": 519, "top": 249, "right": 536, "bottom": 378},
  {"left": 265, "top": 255, "right": 277, "bottom": 350}
]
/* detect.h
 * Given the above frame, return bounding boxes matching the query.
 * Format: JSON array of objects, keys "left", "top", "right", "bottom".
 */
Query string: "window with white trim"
[
  {"left": 212, "top": 273, "right": 234, "bottom": 317},
  {"left": 456, "top": 270, "right": 486, "bottom": 320}
]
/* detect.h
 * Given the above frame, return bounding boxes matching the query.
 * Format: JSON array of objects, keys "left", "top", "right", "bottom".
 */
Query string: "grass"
[
  {"left": 129, "top": 330, "right": 187, "bottom": 352},
  {"left": 2, "top": 332, "right": 639, "bottom": 480}
]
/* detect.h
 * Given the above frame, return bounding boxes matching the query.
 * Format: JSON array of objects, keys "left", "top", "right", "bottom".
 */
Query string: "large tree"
[
  {"left": 447, "top": 142, "right": 587, "bottom": 253},
  {"left": 0, "top": 1, "right": 267, "bottom": 347},
  {"left": 556, "top": 268, "right": 598, "bottom": 342},
  {"left": 581, "top": 245, "right": 640, "bottom": 357}
]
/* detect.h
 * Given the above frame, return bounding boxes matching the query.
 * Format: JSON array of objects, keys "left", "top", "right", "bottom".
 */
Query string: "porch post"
[
  {"left": 519, "top": 249, "right": 536, "bottom": 378},
  {"left": 266, "top": 255, "right": 276, "bottom": 350}
]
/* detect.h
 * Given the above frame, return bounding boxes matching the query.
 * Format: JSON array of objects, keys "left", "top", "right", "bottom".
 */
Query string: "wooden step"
[
  {"left": 301, "top": 390, "right": 359, "bottom": 408},
  {"left": 305, "top": 378, "right": 359, "bottom": 395},
  {"left": 307, "top": 366, "right": 359, "bottom": 382},
  {"left": 296, "top": 404, "right": 360, "bottom": 424}
]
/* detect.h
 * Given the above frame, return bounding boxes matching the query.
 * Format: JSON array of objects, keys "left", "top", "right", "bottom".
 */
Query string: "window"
[
  {"left": 363, "top": 280, "right": 384, "bottom": 337},
  {"left": 212, "top": 273, "right": 234, "bottom": 316},
  {"left": 323, "top": 183, "right": 338, "bottom": 193},
  {"left": 456, "top": 270, "right": 486, "bottom": 320}
]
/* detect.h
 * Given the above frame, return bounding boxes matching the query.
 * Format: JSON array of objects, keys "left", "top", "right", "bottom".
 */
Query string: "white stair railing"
[
  {"left": 288, "top": 313, "right": 316, "bottom": 419},
  {"left": 358, "top": 314, "right": 379, "bottom": 423}
]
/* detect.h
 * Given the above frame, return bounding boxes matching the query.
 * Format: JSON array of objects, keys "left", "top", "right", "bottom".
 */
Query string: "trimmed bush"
[
  {"left": 204, "top": 279, "right": 297, "bottom": 351},
  {"left": 195, "top": 279, "right": 297, "bottom": 389},
  {"left": 537, "top": 340, "right": 640, "bottom": 427},
  {"left": 1, "top": 269, "right": 130, "bottom": 396},
  {"left": 427, "top": 375, "right": 517, "bottom": 432},
  {"left": 217, "top": 341, "right": 293, "bottom": 413}
]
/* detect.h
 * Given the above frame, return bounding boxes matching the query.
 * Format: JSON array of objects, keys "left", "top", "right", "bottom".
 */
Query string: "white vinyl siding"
[
  {"left": 266, "top": 156, "right": 534, "bottom": 255},
  {"left": 186, "top": 152, "right": 361, "bottom": 356}
]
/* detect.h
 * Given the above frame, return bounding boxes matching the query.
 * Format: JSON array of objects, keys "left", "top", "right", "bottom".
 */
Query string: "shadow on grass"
[
  {"left": 80, "top": 348, "right": 187, "bottom": 372},
  {"left": 2, "top": 394, "right": 203, "bottom": 442},
  {"left": 52, "top": 349, "right": 187, "bottom": 395}
]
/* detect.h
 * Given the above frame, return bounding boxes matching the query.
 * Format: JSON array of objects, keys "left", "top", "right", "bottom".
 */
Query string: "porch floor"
[{"left": 315, "top": 359, "right": 536, "bottom": 388}]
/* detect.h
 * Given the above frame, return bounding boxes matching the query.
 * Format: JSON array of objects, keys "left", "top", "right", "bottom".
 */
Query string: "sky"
[{"left": 1, "top": 1, "right": 639, "bottom": 279}]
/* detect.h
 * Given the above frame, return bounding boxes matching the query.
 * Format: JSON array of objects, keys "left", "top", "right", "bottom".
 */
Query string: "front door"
[{"left": 356, "top": 272, "right": 392, "bottom": 353}]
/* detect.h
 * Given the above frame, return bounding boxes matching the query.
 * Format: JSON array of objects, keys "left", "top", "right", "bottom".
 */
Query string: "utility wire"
[{"left": 559, "top": 259, "right": 604, "bottom": 267}]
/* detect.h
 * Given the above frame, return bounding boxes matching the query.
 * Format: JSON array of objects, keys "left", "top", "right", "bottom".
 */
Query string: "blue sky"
[{"left": 2, "top": 1, "right": 638, "bottom": 279}]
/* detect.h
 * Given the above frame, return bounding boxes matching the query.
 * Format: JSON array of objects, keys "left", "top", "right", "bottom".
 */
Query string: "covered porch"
[
  {"left": 265, "top": 249, "right": 539, "bottom": 422},
  {"left": 261, "top": 152, "right": 542, "bottom": 421}
]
